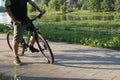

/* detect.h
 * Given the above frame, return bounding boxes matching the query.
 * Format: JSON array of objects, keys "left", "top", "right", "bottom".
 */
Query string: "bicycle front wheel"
[
  {"left": 36, "top": 34, "right": 54, "bottom": 64},
  {"left": 7, "top": 30, "right": 25, "bottom": 56}
]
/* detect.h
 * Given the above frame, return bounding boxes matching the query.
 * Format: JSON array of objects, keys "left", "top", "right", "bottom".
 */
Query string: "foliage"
[
  {"left": 1, "top": 0, "right": 120, "bottom": 12},
  {"left": 31, "top": 0, "right": 120, "bottom": 12},
  {"left": 88, "top": 0, "right": 102, "bottom": 12},
  {"left": 0, "top": 24, "right": 9, "bottom": 33},
  {"left": 33, "top": 19, "right": 120, "bottom": 50},
  {"left": 101, "top": 0, "right": 115, "bottom": 11},
  {"left": 76, "top": 0, "right": 82, "bottom": 10},
  {"left": 60, "top": 3, "right": 67, "bottom": 14},
  {"left": 37, "top": 3, "right": 47, "bottom": 10},
  {"left": 27, "top": 4, "right": 36, "bottom": 13},
  {"left": 36, "top": 0, "right": 50, "bottom": 6},
  {"left": 115, "top": 0, "right": 120, "bottom": 12},
  {"left": 48, "top": 0, "right": 59, "bottom": 11}
]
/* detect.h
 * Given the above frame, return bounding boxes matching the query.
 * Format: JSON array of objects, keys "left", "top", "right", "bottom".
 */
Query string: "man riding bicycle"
[{"left": 5, "top": 0, "right": 45, "bottom": 65}]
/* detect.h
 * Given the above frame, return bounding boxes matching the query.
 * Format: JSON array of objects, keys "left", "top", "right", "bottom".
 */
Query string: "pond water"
[
  {"left": 0, "top": 12, "right": 11, "bottom": 24},
  {"left": 42, "top": 14, "right": 120, "bottom": 22},
  {"left": 1, "top": 12, "right": 120, "bottom": 24}
]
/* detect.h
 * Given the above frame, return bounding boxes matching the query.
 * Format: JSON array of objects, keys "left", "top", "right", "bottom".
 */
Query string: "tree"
[
  {"left": 115, "top": 0, "right": 120, "bottom": 12},
  {"left": 88, "top": 0, "right": 103, "bottom": 12},
  {"left": 81, "top": 0, "right": 89, "bottom": 10},
  {"left": 60, "top": 2, "right": 67, "bottom": 13},
  {"left": 48, "top": 0, "right": 59, "bottom": 11},
  {"left": 28, "top": 4, "right": 36, "bottom": 12},
  {"left": 34, "top": 0, "right": 50, "bottom": 6},
  {"left": 33, "top": 0, "right": 119, "bottom": 12},
  {"left": 101, "top": 0, "right": 114, "bottom": 11},
  {"left": 76, "top": 0, "right": 83, "bottom": 10},
  {"left": 40, "top": 0, "right": 50, "bottom": 6}
]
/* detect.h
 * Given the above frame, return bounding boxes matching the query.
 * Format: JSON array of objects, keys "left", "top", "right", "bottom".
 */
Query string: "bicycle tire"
[
  {"left": 36, "top": 34, "right": 54, "bottom": 64},
  {"left": 7, "top": 30, "right": 25, "bottom": 56},
  {"left": 7, "top": 30, "right": 13, "bottom": 50}
]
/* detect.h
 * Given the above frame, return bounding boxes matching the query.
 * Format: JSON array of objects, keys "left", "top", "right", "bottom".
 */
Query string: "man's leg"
[
  {"left": 12, "top": 40, "right": 22, "bottom": 65},
  {"left": 12, "top": 25, "right": 24, "bottom": 65},
  {"left": 12, "top": 40, "right": 18, "bottom": 57},
  {"left": 29, "top": 36, "right": 35, "bottom": 46}
]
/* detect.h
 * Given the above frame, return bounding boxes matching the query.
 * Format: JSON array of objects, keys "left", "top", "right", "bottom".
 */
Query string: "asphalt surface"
[{"left": 1, "top": 34, "right": 120, "bottom": 80}]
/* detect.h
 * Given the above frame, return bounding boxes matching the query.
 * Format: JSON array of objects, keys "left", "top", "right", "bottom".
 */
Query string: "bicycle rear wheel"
[
  {"left": 36, "top": 34, "right": 54, "bottom": 64},
  {"left": 7, "top": 30, "right": 25, "bottom": 56}
]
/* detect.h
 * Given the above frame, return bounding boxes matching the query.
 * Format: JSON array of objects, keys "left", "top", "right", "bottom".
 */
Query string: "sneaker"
[
  {"left": 29, "top": 46, "right": 39, "bottom": 53},
  {"left": 13, "top": 56, "right": 22, "bottom": 65}
]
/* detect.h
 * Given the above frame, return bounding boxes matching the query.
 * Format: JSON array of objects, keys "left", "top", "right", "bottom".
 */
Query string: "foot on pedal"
[{"left": 29, "top": 46, "right": 39, "bottom": 53}]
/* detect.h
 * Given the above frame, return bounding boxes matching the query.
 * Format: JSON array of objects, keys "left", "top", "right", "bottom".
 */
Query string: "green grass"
[
  {"left": 34, "top": 20, "right": 120, "bottom": 49},
  {"left": 0, "top": 74, "right": 8, "bottom": 80},
  {"left": 0, "top": 67, "right": 21, "bottom": 80}
]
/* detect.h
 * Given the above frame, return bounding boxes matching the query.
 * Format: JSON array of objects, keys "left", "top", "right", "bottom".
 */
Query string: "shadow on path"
[
  {"left": 18, "top": 76, "right": 102, "bottom": 80},
  {"left": 54, "top": 48, "right": 120, "bottom": 70}
]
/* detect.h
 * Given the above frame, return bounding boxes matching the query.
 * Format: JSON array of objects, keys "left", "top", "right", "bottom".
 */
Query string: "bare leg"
[
  {"left": 12, "top": 40, "right": 22, "bottom": 65},
  {"left": 12, "top": 40, "right": 19, "bottom": 57},
  {"left": 29, "top": 36, "right": 35, "bottom": 46}
]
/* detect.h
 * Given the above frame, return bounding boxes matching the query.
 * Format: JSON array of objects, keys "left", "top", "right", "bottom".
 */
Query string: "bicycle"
[{"left": 6, "top": 12, "right": 54, "bottom": 64}]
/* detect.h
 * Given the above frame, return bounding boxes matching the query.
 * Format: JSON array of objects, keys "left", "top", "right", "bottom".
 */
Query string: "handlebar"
[{"left": 31, "top": 10, "right": 46, "bottom": 22}]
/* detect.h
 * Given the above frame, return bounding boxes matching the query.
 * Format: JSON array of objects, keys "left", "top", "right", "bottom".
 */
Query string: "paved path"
[{"left": 1, "top": 34, "right": 120, "bottom": 80}]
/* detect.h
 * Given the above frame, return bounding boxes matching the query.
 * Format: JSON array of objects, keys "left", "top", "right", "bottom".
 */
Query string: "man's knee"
[{"left": 12, "top": 40, "right": 19, "bottom": 45}]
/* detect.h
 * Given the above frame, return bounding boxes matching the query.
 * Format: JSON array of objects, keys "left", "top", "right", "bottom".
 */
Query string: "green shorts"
[{"left": 13, "top": 24, "right": 26, "bottom": 42}]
